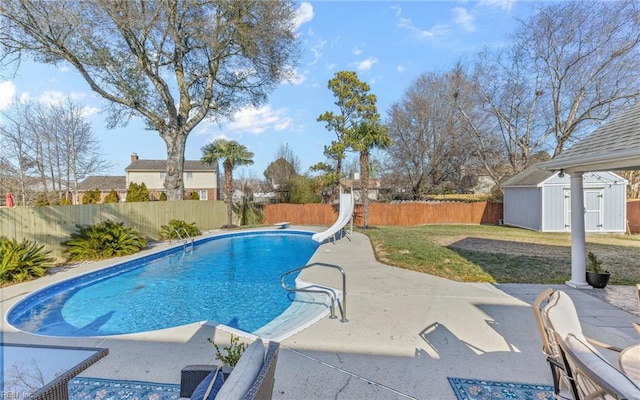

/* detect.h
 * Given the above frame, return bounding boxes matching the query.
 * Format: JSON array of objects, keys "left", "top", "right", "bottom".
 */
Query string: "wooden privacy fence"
[
  {"left": 628, "top": 200, "right": 640, "bottom": 234},
  {"left": 0, "top": 200, "right": 227, "bottom": 262},
  {"left": 265, "top": 201, "right": 504, "bottom": 226}
]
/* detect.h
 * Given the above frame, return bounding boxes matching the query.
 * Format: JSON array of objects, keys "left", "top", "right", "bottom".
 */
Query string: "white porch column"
[{"left": 566, "top": 172, "right": 590, "bottom": 289}]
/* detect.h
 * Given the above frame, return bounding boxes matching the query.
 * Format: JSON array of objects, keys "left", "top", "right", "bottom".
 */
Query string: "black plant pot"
[{"left": 586, "top": 271, "right": 610, "bottom": 289}]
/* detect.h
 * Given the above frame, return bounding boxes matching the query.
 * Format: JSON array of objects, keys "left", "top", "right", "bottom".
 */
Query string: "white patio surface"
[{"left": 2, "top": 228, "right": 639, "bottom": 399}]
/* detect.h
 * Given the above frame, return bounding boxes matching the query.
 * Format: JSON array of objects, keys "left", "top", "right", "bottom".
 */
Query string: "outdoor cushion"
[
  {"left": 191, "top": 368, "right": 225, "bottom": 400},
  {"left": 215, "top": 338, "right": 265, "bottom": 400},
  {"left": 544, "top": 290, "right": 589, "bottom": 343},
  {"left": 564, "top": 334, "right": 640, "bottom": 400}
]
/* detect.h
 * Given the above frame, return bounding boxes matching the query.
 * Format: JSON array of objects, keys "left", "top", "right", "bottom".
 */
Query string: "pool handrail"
[
  {"left": 171, "top": 227, "right": 194, "bottom": 252},
  {"left": 280, "top": 262, "right": 348, "bottom": 323}
]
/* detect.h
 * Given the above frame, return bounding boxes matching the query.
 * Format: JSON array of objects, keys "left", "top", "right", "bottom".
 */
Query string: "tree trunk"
[
  {"left": 160, "top": 128, "right": 187, "bottom": 201},
  {"left": 224, "top": 160, "right": 234, "bottom": 227},
  {"left": 360, "top": 151, "right": 369, "bottom": 228}
]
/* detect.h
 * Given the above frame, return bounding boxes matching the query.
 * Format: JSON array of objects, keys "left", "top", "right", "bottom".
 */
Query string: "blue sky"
[{"left": 0, "top": 0, "right": 531, "bottom": 180}]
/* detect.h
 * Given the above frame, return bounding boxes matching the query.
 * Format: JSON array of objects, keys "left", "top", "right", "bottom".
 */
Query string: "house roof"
[
  {"left": 125, "top": 160, "right": 217, "bottom": 172},
  {"left": 501, "top": 165, "right": 554, "bottom": 187},
  {"left": 539, "top": 102, "right": 640, "bottom": 173},
  {"left": 78, "top": 176, "right": 126, "bottom": 191}
]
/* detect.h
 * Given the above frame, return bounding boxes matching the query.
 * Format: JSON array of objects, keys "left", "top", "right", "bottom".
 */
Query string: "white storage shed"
[{"left": 502, "top": 166, "right": 627, "bottom": 232}]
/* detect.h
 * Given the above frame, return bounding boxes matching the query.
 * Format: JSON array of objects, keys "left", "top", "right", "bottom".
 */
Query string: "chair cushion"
[
  {"left": 544, "top": 291, "right": 586, "bottom": 342},
  {"left": 564, "top": 335, "right": 640, "bottom": 400},
  {"left": 191, "top": 368, "right": 225, "bottom": 400},
  {"left": 215, "top": 338, "right": 265, "bottom": 400}
]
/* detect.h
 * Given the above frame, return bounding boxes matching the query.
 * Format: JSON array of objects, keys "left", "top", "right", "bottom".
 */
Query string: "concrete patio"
[{"left": 2, "top": 228, "right": 639, "bottom": 399}]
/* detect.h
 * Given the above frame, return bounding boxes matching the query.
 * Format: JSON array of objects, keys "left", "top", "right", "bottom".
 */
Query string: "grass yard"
[{"left": 359, "top": 224, "right": 640, "bottom": 285}]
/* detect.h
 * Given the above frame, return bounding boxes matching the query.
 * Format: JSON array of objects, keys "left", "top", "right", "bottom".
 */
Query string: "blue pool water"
[{"left": 7, "top": 231, "right": 319, "bottom": 337}]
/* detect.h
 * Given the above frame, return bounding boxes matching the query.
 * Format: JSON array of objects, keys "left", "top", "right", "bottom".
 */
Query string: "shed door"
[
  {"left": 563, "top": 189, "right": 604, "bottom": 231},
  {"left": 584, "top": 190, "right": 604, "bottom": 231}
]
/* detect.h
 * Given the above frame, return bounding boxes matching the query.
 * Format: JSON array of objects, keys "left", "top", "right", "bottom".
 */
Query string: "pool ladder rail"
[
  {"left": 280, "top": 262, "right": 348, "bottom": 323},
  {"left": 171, "top": 227, "right": 194, "bottom": 252}
]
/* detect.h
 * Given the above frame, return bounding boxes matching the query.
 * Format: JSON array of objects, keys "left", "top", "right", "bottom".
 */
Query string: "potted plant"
[{"left": 585, "top": 251, "right": 610, "bottom": 288}]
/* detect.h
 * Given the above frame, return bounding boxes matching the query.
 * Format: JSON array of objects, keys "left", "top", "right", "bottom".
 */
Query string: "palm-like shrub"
[
  {"left": 159, "top": 219, "right": 201, "bottom": 240},
  {"left": 1, "top": 237, "right": 54, "bottom": 284},
  {"left": 63, "top": 220, "right": 147, "bottom": 261}
]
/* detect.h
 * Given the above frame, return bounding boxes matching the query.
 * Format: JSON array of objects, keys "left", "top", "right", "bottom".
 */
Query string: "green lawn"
[{"left": 359, "top": 225, "right": 640, "bottom": 285}]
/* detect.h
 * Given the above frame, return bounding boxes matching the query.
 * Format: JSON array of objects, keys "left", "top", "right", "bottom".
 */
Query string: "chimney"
[{"left": 131, "top": 153, "right": 139, "bottom": 163}]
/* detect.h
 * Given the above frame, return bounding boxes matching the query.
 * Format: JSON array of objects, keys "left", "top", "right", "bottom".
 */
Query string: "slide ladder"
[{"left": 312, "top": 187, "right": 354, "bottom": 243}]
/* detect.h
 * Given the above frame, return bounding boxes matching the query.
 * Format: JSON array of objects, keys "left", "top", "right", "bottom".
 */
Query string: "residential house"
[
  {"left": 125, "top": 153, "right": 219, "bottom": 200},
  {"left": 340, "top": 174, "right": 388, "bottom": 202},
  {"left": 75, "top": 175, "right": 127, "bottom": 204}
]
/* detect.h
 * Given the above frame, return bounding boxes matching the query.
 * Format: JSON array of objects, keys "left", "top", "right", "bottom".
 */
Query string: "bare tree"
[
  {"left": 515, "top": 0, "right": 640, "bottom": 155},
  {"left": 264, "top": 143, "right": 300, "bottom": 190},
  {"left": 386, "top": 70, "right": 473, "bottom": 199},
  {"left": 464, "top": 47, "right": 547, "bottom": 176},
  {"left": 0, "top": 0, "right": 300, "bottom": 200},
  {"left": 0, "top": 100, "right": 36, "bottom": 205},
  {"left": 50, "top": 99, "right": 112, "bottom": 203},
  {"left": 0, "top": 98, "right": 110, "bottom": 205}
]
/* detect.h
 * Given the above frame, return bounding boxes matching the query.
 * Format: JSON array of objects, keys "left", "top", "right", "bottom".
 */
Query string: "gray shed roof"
[
  {"left": 78, "top": 176, "right": 126, "bottom": 191},
  {"left": 126, "top": 160, "right": 217, "bottom": 172},
  {"left": 539, "top": 102, "right": 640, "bottom": 172},
  {"left": 501, "top": 165, "right": 554, "bottom": 187}
]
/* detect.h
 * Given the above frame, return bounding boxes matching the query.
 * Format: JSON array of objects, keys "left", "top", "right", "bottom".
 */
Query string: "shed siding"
[
  {"left": 504, "top": 187, "right": 542, "bottom": 230},
  {"left": 542, "top": 185, "right": 567, "bottom": 232}
]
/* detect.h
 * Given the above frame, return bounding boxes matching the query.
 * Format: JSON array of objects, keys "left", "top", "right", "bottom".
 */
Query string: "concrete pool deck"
[{"left": 2, "top": 226, "right": 639, "bottom": 399}]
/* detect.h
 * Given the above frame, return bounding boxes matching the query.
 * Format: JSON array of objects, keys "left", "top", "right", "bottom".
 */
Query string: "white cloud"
[
  {"left": 357, "top": 57, "right": 378, "bottom": 72},
  {"left": 38, "top": 90, "right": 66, "bottom": 106},
  {"left": 397, "top": 65, "right": 406, "bottom": 73},
  {"left": 0, "top": 81, "right": 16, "bottom": 110},
  {"left": 82, "top": 106, "right": 100, "bottom": 117},
  {"left": 352, "top": 47, "right": 363, "bottom": 56},
  {"left": 397, "top": 17, "right": 449, "bottom": 39},
  {"left": 224, "top": 105, "right": 293, "bottom": 135},
  {"left": 390, "top": 5, "right": 402, "bottom": 17},
  {"left": 309, "top": 39, "right": 326, "bottom": 66},
  {"left": 293, "top": 2, "right": 314, "bottom": 31},
  {"left": 479, "top": 0, "right": 514, "bottom": 12},
  {"left": 284, "top": 68, "right": 307, "bottom": 85},
  {"left": 453, "top": 7, "right": 475, "bottom": 32}
]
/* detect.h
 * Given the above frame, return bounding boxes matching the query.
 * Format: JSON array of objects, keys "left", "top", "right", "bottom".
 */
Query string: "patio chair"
[
  {"left": 533, "top": 289, "right": 624, "bottom": 399},
  {"left": 555, "top": 332, "right": 640, "bottom": 400},
  {"left": 180, "top": 340, "right": 280, "bottom": 400}
]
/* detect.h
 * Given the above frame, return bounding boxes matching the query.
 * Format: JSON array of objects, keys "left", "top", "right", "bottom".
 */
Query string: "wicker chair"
[{"left": 180, "top": 341, "right": 280, "bottom": 400}]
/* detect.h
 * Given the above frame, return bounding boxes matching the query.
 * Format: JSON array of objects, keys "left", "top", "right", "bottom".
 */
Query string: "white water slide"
[{"left": 312, "top": 188, "right": 354, "bottom": 243}]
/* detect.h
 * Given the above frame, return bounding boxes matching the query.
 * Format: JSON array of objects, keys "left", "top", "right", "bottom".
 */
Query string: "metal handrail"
[
  {"left": 280, "top": 262, "right": 348, "bottom": 323},
  {"left": 171, "top": 228, "right": 194, "bottom": 252}
]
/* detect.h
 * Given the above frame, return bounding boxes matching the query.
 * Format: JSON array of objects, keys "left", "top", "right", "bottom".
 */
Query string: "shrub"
[
  {"left": 159, "top": 219, "right": 201, "bottom": 240},
  {"left": 63, "top": 220, "right": 147, "bottom": 261},
  {"left": 126, "top": 182, "right": 150, "bottom": 202},
  {"left": 0, "top": 237, "right": 54, "bottom": 284},
  {"left": 34, "top": 192, "right": 50, "bottom": 206},
  {"left": 82, "top": 188, "right": 101, "bottom": 204},
  {"left": 208, "top": 334, "right": 247, "bottom": 367},
  {"left": 103, "top": 190, "right": 120, "bottom": 203},
  {"left": 59, "top": 197, "right": 73, "bottom": 206},
  {"left": 189, "top": 192, "right": 200, "bottom": 200},
  {"left": 159, "top": 192, "right": 167, "bottom": 201}
]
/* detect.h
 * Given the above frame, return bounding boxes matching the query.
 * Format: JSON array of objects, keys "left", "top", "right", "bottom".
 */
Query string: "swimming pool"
[{"left": 7, "top": 230, "right": 321, "bottom": 338}]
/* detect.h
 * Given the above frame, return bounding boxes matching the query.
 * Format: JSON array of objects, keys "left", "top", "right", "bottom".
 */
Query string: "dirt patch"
[{"left": 448, "top": 237, "right": 570, "bottom": 258}]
